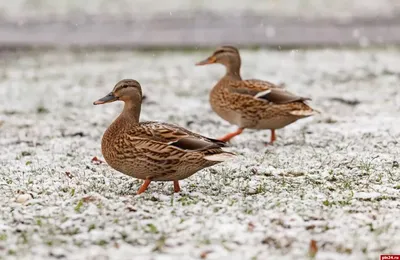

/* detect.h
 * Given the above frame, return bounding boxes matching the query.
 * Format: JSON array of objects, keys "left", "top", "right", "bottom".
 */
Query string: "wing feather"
[
  {"left": 228, "top": 79, "right": 310, "bottom": 104},
  {"left": 129, "top": 122, "right": 228, "bottom": 152}
]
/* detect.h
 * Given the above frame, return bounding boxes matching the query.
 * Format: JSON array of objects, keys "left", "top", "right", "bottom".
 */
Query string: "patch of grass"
[
  {"left": 199, "top": 238, "right": 211, "bottom": 245},
  {"left": 323, "top": 192, "right": 353, "bottom": 207},
  {"left": 74, "top": 200, "right": 83, "bottom": 212},
  {"left": 322, "top": 200, "right": 334, "bottom": 207},
  {"left": 145, "top": 223, "right": 159, "bottom": 234},
  {"left": 336, "top": 245, "right": 352, "bottom": 254},
  {"left": 244, "top": 208, "right": 254, "bottom": 215},
  {"left": 0, "top": 233, "right": 7, "bottom": 241},
  {"left": 36, "top": 105, "right": 49, "bottom": 114},
  {"left": 96, "top": 240, "right": 108, "bottom": 246},
  {"left": 21, "top": 151, "right": 32, "bottom": 157},
  {"left": 27, "top": 176, "right": 33, "bottom": 185},
  {"left": 152, "top": 235, "right": 167, "bottom": 252},
  {"left": 63, "top": 227, "right": 80, "bottom": 236},
  {"left": 376, "top": 195, "right": 397, "bottom": 201},
  {"left": 357, "top": 159, "right": 375, "bottom": 176},
  {"left": 120, "top": 231, "right": 128, "bottom": 241},
  {"left": 256, "top": 184, "right": 266, "bottom": 194},
  {"left": 337, "top": 200, "right": 352, "bottom": 206},
  {"left": 178, "top": 195, "right": 197, "bottom": 206},
  {"left": 20, "top": 231, "right": 29, "bottom": 244},
  {"left": 88, "top": 224, "right": 96, "bottom": 232},
  {"left": 228, "top": 199, "right": 237, "bottom": 206}
]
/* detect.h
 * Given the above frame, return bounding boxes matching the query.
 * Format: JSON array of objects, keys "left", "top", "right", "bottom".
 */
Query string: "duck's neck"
[
  {"left": 120, "top": 101, "right": 141, "bottom": 124},
  {"left": 224, "top": 60, "right": 242, "bottom": 80}
]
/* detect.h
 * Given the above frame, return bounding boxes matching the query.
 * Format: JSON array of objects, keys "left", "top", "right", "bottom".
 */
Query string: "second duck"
[{"left": 196, "top": 46, "right": 317, "bottom": 144}]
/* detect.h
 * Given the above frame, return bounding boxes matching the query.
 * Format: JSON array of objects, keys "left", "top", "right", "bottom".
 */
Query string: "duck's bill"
[
  {"left": 195, "top": 56, "right": 216, "bottom": 65},
  {"left": 93, "top": 92, "right": 117, "bottom": 105}
]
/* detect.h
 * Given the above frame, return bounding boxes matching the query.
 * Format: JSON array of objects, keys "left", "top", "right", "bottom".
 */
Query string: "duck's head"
[
  {"left": 196, "top": 46, "right": 241, "bottom": 68},
  {"left": 93, "top": 79, "right": 143, "bottom": 105}
]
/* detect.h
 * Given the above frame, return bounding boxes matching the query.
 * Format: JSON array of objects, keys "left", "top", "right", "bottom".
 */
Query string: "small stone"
[{"left": 15, "top": 194, "right": 32, "bottom": 204}]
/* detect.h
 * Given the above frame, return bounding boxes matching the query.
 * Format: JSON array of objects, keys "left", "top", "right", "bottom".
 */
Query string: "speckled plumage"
[
  {"left": 210, "top": 76, "right": 314, "bottom": 130},
  {"left": 196, "top": 46, "right": 317, "bottom": 143},
  {"left": 94, "top": 79, "right": 234, "bottom": 194}
]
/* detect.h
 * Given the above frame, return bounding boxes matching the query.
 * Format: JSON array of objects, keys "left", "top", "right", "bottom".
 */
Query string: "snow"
[{"left": 0, "top": 48, "right": 399, "bottom": 260}]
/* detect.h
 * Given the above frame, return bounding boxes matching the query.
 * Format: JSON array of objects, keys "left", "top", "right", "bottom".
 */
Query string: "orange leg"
[
  {"left": 270, "top": 129, "right": 276, "bottom": 144},
  {"left": 218, "top": 128, "right": 244, "bottom": 142},
  {"left": 137, "top": 179, "right": 151, "bottom": 194},
  {"left": 173, "top": 181, "right": 181, "bottom": 193}
]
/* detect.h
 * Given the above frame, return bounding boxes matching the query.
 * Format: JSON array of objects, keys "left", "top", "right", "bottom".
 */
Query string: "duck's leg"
[
  {"left": 137, "top": 179, "right": 152, "bottom": 194},
  {"left": 270, "top": 129, "right": 276, "bottom": 144},
  {"left": 173, "top": 181, "right": 181, "bottom": 193},
  {"left": 264, "top": 129, "right": 276, "bottom": 145},
  {"left": 218, "top": 128, "right": 244, "bottom": 142}
]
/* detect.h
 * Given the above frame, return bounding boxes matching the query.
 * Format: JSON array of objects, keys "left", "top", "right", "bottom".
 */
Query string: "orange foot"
[
  {"left": 218, "top": 128, "right": 244, "bottom": 142},
  {"left": 173, "top": 181, "right": 181, "bottom": 193},
  {"left": 137, "top": 179, "right": 151, "bottom": 194}
]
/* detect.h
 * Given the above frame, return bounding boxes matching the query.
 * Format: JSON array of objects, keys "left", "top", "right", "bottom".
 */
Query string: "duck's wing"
[
  {"left": 133, "top": 122, "right": 228, "bottom": 152},
  {"left": 243, "top": 79, "right": 282, "bottom": 89},
  {"left": 229, "top": 79, "right": 310, "bottom": 104}
]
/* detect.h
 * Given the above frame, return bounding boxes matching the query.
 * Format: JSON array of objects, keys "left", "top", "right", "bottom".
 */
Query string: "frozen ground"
[{"left": 0, "top": 48, "right": 399, "bottom": 260}]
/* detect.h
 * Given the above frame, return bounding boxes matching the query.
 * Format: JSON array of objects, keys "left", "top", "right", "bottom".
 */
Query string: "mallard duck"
[
  {"left": 196, "top": 46, "right": 317, "bottom": 144},
  {"left": 93, "top": 79, "right": 234, "bottom": 194}
]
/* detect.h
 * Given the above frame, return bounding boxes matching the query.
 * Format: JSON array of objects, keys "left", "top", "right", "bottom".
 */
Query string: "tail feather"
[
  {"left": 289, "top": 109, "right": 318, "bottom": 117},
  {"left": 204, "top": 152, "right": 235, "bottom": 162},
  {"left": 205, "top": 137, "right": 230, "bottom": 148}
]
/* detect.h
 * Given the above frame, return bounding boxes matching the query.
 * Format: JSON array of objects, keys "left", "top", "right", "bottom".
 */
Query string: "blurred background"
[
  {"left": 1, "top": 2, "right": 400, "bottom": 260},
  {"left": 1, "top": 0, "right": 400, "bottom": 48}
]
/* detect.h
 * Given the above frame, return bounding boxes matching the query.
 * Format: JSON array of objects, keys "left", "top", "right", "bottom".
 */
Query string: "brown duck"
[
  {"left": 93, "top": 79, "right": 234, "bottom": 194},
  {"left": 196, "top": 46, "right": 317, "bottom": 144}
]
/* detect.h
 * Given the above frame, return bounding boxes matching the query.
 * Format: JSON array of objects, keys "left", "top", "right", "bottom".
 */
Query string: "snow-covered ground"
[{"left": 0, "top": 48, "right": 399, "bottom": 260}]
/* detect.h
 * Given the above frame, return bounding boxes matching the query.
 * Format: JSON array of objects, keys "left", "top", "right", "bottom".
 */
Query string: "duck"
[
  {"left": 93, "top": 79, "right": 235, "bottom": 194},
  {"left": 196, "top": 46, "right": 317, "bottom": 144}
]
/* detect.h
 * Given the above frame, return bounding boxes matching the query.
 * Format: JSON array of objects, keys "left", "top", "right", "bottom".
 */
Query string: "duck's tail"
[{"left": 204, "top": 152, "right": 236, "bottom": 162}]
